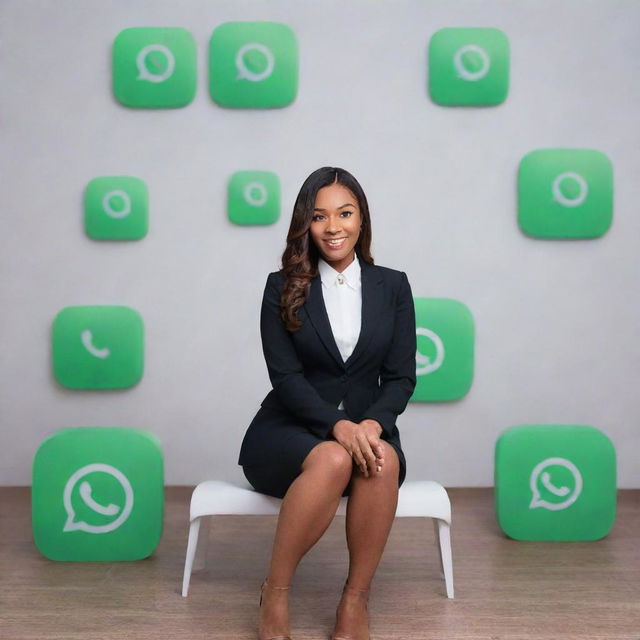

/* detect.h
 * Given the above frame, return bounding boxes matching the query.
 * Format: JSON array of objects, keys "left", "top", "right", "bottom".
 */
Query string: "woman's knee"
[{"left": 302, "top": 441, "right": 353, "bottom": 480}]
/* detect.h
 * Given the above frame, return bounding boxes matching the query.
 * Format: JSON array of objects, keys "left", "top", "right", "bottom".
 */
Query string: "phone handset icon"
[
  {"left": 81, "top": 329, "right": 110, "bottom": 359},
  {"left": 540, "top": 471, "right": 570, "bottom": 497},
  {"left": 79, "top": 481, "right": 120, "bottom": 516}
]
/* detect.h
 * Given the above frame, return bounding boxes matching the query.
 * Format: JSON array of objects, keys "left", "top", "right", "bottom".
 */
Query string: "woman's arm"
[
  {"left": 260, "top": 272, "right": 347, "bottom": 439},
  {"left": 361, "top": 271, "right": 417, "bottom": 438}
]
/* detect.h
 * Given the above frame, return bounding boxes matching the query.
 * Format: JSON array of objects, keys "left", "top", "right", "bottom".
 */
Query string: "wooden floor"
[{"left": 1, "top": 487, "right": 639, "bottom": 639}]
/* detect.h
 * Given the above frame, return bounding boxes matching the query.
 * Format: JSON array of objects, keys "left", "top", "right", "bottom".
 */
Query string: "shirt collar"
[{"left": 318, "top": 254, "right": 361, "bottom": 291}]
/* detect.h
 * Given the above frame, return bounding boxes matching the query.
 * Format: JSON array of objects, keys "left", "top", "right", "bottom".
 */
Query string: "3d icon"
[
  {"left": 209, "top": 22, "right": 298, "bottom": 108},
  {"left": 411, "top": 298, "right": 475, "bottom": 402},
  {"left": 495, "top": 424, "right": 616, "bottom": 540},
  {"left": 32, "top": 427, "right": 164, "bottom": 561},
  {"left": 52, "top": 305, "right": 144, "bottom": 389},
  {"left": 227, "top": 170, "right": 280, "bottom": 225}
]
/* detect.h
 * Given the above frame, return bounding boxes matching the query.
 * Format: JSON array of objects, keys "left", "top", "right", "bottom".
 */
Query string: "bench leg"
[
  {"left": 182, "top": 517, "right": 202, "bottom": 597},
  {"left": 435, "top": 519, "right": 454, "bottom": 599}
]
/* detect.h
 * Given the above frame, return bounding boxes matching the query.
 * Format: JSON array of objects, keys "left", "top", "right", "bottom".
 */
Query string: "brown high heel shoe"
[
  {"left": 330, "top": 580, "right": 370, "bottom": 640},
  {"left": 258, "top": 577, "right": 293, "bottom": 640}
]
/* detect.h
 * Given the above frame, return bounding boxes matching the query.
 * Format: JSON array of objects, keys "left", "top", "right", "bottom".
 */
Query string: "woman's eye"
[
  {"left": 312, "top": 214, "right": 324, "bottom": 221},
  {"left": 341, "top": 211, "right": 353, "bottom": 217}
]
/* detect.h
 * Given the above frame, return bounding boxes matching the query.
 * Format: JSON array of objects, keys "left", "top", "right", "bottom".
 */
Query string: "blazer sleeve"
[
  {"left": 260, "top": 272, "right": 347, "bottom": 439},
  {"left": 361, "top": 271, "right": 417, "bottom": 438}
]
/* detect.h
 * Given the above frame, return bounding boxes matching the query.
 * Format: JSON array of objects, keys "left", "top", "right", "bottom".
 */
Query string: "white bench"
[{"left": 181, "top": 480, "right": 454, "bottom": 598}]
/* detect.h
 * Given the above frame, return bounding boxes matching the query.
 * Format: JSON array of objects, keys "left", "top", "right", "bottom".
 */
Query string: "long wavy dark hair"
[{"left": 280, "top": 167, "right": 374, "bottom": 332}]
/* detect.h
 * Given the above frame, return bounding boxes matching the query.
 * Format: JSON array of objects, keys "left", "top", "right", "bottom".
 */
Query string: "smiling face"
[{"left": 309, "top": 182, "right": 362, "bottom": 273}]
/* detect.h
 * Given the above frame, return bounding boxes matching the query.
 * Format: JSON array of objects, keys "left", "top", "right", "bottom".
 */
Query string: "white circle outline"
[
  {"left": 101, "top": 190, "right": 131, "bottom": 219},
  {"left": 551, "top": 171, "right": 588, "bottom": 208},
  {"left": 529, "top": 457, "right": 583, "bottom": 511},
  {"left": 243, "top": 181, "right": 268, "bottom": 207},
  {"left": 453, "top": 44, "right": 490, "bottom": 81},
  {"left": 136, "top": 43, "right": 175, "bottom": 83},
  {"left": 235, "top": 42, "right": 275, "bottom": 82},
  {"left": 415, "top": 327, "right": 445, "bottom": 375}
]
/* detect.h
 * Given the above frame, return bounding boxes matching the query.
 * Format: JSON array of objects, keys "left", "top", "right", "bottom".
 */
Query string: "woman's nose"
[{"left": 326, "top": 215, "right": 342, "bottom": 233}]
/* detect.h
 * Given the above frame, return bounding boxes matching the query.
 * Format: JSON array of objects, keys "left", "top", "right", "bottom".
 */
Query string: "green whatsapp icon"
[
  {"left": 113, "top": 27, "right": 197, "bottom": 108},
  {"left": 209, "top": 22, "right": 298, "bottom": 108},
  {"left": 495, "top": 425, "right": 616, "bottom": 541},
  {"left": 52, "top": 306, "right": 144, "bottom": 389},
  {"left": 429, "top": 27, "right": 509, "bottom": 106},
  {"left": 412, "top": 298, "right": 474, "bottom": 402},
  {"left": 518, "top": 149, "right": 614, "bottom": 238},
  {"left": 32, "top": 427, "right": 164, "bottom": 561},
  {"left": 228, "top": 171, "right": 280, "bottom": 225},
  {"left": 84, "top": 176, "right": 148, "bottom": 240}
]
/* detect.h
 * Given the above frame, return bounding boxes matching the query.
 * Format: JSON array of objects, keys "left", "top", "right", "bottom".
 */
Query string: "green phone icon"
[
  {"left": 32, "top": 427, "right": 164, "bottom": 561},
  {"left": 412, "top": 298, "right": 474, "bottom": 402},
  {"left": 52, "top": 306, "right": 144, "bottom": 389},
  {"left": 518, "top": 149, "right": 614, "bottom": 238},
  {"left": 113, "top": 27, "right": 197, "bottom": 108},
  {"left": 495, "top": 425, "right": 616, "bottom": 541},
  {"left": 209, "top": 22, "right": 298, "bottom": 108},
  {"left": 228, "top": 171, "right": 280, "bottom": 225},
  {"left": 428, "top": 27, "right": 509, "bottom": 106},
  {"left": 84, "top": 176, "right": 148, "bottom": 240}
]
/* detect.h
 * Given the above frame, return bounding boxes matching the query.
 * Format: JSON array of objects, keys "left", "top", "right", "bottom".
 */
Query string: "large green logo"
[
  {"left": 518, "top": 149, "right": 614, "bottom": 238},
  {"left": 228, "top": 170, "right": 280, "bottom": 225},
  {"left": 84, "top": 176, "right": 148, "bottom": 240},
  {"left": 32, "top": 427, "right": 164, "bottom": 561},
  {"left": 412, "top": 298, "right": 474, "bottom": 401},
  {"left": 113, "top": 27, "right": 197, "bottom": 108},
  {"left": 52, "top": 306, "right": 144, "bottom": 389},
  {"left": 495, "top": 425, "right": 616, "bottom": 541},
  {"left": 429, "top": 27, "right": 509, "bottom": 106},
  {"left": 209, "top": 22, "right": 298, "bottom": 108}
]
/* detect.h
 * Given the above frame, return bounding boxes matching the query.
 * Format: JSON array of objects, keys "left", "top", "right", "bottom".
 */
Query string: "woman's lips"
[{"left": 324, "top": 237, "right": 346, "bottom": 250}]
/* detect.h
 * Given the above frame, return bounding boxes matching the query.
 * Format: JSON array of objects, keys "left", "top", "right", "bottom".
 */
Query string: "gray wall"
[{"left": 2, "top": 0, "right": 639, "bottom": 487}]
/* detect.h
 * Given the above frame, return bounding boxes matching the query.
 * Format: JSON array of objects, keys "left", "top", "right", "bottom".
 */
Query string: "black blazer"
[{"left": 237, "top": 255, "right": 417, "bottom": 470}]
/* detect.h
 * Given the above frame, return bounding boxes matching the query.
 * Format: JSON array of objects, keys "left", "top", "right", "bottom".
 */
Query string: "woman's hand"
[{"left": 331, "top": 418, "right": 385, "bottom": 478}]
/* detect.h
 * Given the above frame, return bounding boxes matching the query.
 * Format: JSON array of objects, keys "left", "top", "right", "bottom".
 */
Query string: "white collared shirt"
[{"left": 318, "top": 255, "right": 362, "bottom": 410}]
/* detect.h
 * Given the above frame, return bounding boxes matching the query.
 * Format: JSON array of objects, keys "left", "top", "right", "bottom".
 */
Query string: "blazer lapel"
[
  {"left": 302, "top": 256, "right": 383, "bottom": 370},
  {"left": 345, "top": 259, "right": 383, "bottom": 368}
]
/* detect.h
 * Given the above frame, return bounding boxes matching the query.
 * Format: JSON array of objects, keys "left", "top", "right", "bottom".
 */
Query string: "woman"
[{"left": 237, "top": 166, "right": 417, "bottom": 640}]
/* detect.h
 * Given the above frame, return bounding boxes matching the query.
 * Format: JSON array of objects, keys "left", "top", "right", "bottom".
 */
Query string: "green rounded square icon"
[
  {"left": 113, "top": 27, "right": 197, "bottom": 108},
  {"left": 428, "top": 27, "right": 509, "bottom": 106},
  {"left": 209, "top": 22, "right": 298, "bottom": 108},
  {"left": 84, "top": 176, "right": 148, "bottom": 240},
  {"left": 32, "top": 427, "right": 164, "bottom": 561},
  {"left": 495, "top": 425, "right": 616, "bottom": 541},
  {"left": 412, "top": 298, "right": 474, "bottom": 402},
  {"left": 518, "top": 149, "right": 614, "bottom": 238},
  {"left": 52, "top": 306, "right": 144, "bottom": 389},
  {"left": 228, "top": 171, "right": 280, "bottom": 225}
]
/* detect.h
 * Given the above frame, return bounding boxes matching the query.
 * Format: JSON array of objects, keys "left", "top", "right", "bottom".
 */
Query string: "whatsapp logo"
[
  {"left": 32, "top": 428, "right": 164, "bottom": 561},
  {"left": 518, "top": 149, "right": 614, "bottom": 238},
  {"left": 495, "top": 425, "right": 617, "bottom": 541},
  {"left": 429, "top": 27, "right": 509, "bottom": 106},
  {"left": 136, "top": 44, "right": 175, "bottom": 83},
  {"left": 113, "top": 27, "right": 197, "bottom": 108},
  {"left": 412, "top": 298, "right": 474, "bottom": 402},
  {"left": 63, "top": 464, "right": 134, "bottom": 534},
  {"left": 415, "top": 327, "right": 445, "bottom": 376},
  {"left": 52, "top": 305, "right": 144, "bottom": 389},
  {"left": 84, "top": 177, "right": 148, "bottom": 240},
  {"left": 209, "top": 22, "right": 298, "bottom": 108},
  {"left": 228, "top": 171, "right": 280, "bottom": 225},
  {"left": 529, "top": 457, "right": 582, "bottom": 511}
]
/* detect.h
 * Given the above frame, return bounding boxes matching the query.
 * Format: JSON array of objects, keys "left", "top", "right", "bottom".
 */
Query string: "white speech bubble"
[
  {"left": 453, "top": 44, "right": 490, "bottom": 81},
  {"left": 102, "top": 190, "right": 131, "bottom": 219},
  {"left": 136, "top": 44, "right": 175, "bottom": 83},
  {"left": 63, "top": 463, "right": 134, "bottom": 534},
  {"left": 551, "top": 171, "right": 588, "bottom": 208},
  {"left": 235, "top": 42, "right": 275, "bottom": 82},
  {"left": 243, "top": 181, "right": 268, "bottom": 207},
  {"left": 415, "top": 327, "right": 445, "bottom": 375},
  {"left": 529, "top": 457, "right": 582, "bottom": 511}
]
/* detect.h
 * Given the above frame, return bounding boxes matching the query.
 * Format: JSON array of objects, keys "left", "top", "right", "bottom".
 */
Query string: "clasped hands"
[{"left": 332, "top": 418, "right": 384, "bottom": 478}]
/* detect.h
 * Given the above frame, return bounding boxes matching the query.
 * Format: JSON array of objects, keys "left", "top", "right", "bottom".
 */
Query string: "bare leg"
[
  {"left": 332, "top": 441, "right": 400, "bottom": 640},
  {"left": 259, "top": 441, "right": 353, "bottom": 640}
]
